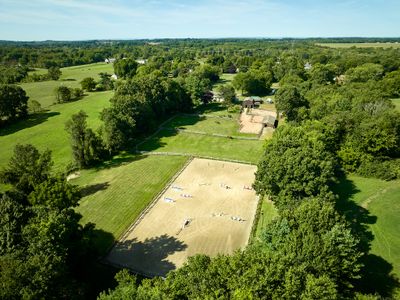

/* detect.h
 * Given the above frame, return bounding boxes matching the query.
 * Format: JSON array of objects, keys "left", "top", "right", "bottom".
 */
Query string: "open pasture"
[
  {"left": 0, "top": 91, "right": 112, "bottom": 172},
  {"left": 316, "top": 42, "right": 400, "bottom": 49},
  {"left": 138, "top": 129, "right": 264, "bottom": 164},
  {"left": 163, "top": 114, "right": 256, "bottom": 137},
  {"left": 106, "top": 158, "right": 258, "bottom": 277},
  {"left": 21, "top": 63, "right": 114, "bottom": 108},
  {"left": 334, "top": 176, "right": 400, "bottom": 280}
]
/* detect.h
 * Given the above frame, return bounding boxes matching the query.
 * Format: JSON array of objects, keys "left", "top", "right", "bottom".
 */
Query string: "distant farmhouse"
[
  {"left": 105, "top": 58, "right": 116, "bottom": 64},
  {"left": 242, "top": 96, "right": 263, "bottom": 109},
  {"left": 135, "top": 59, "right": 147, "bottom": 65},
  {"left": 304, "top": 62, "right": 312, "bottom": 70},
  {"left": 212, "top": 92, "right": 224, "bottom": 103}
]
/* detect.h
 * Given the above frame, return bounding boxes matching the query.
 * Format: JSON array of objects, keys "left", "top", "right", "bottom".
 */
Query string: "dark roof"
[{"left": 262, "top": 115, "right": 276, "bottom": 125}]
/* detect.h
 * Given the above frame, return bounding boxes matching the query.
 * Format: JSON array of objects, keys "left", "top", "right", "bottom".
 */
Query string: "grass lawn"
[
  {"left": 392, "top": 98, "right": 400, "bottom": 112},
  {"left": 255, "top": 198, "right": 278, "bottom": 238},
  {"left": 138, "top": 129, "right": 264, "bottom": 164},
  {"left": 72, "top": 154, "right": 188, "bottom": 254},
  {"left": 0, "top": 91, "right": 113, "bottom": 173},
  {"left": 333, "top": 175, "right": 400, "bottom": 296},
  {"left": 21, "top": 63, "right": 114, "bottom": 108},
  {"left": 316, "top": 42, "right": 400, "bottom": 49},
  {"left": 163, "top": 114, "right": 256, "bottom": 137}
]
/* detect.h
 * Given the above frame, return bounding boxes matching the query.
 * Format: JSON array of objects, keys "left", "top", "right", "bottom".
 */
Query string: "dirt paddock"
[
  {"left": 239, "top": 108, "right": 276, "bottom": 134},
  {"left": 106, "top": 158, "right": 258, "bottom": 277}
]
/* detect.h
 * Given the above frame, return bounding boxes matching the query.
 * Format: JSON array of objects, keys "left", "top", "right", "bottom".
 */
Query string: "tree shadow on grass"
[
  {"left": 332, "top": 176, "right": 400, "bottom": 297},
  {"left": 80, "top": 182, "right": 110, "bottom": 197},
  {"left": 0, "top": 111, "right": 60, "bottom": 136},
  {"left": 108, "top": 234, "right": 187, "bottom": 277},
  {"left": 194, "top": 102, "right": 227, "bottom": 115},
  {"left": 163, "top": 115, "right": 206, "bottom": 130},
  {"left": 93, "top": 152, "right": 149, "bottom": 172}
]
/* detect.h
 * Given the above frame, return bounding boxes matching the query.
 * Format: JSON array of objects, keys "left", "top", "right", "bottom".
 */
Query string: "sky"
[{"left": 0, "top": 0, "right": 399, "bottom": 41}]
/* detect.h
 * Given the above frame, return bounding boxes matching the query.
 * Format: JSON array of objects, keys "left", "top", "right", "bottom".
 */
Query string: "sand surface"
[{"left": 106, "top": 158, "right": 258, "bottom": 277}]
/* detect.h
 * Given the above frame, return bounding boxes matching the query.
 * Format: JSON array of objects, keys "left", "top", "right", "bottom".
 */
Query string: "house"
[
  {"left": 304, "top": 62, "right": 312, "bottom": 70},
  {"left": 242, "top": 96, "right": 263, "bottom": 109},
  {"left": 334, "top": 74, "right": 346, "bottom": 85},
  {"left": 105, "top": 58, "right": 116, "bottom": 64},
  {"left": 262, "top": 115, "right": 278, "bottom": 128},
  {"left": 135, "top": 59, "right": 147, "bottom": 65},
  {"left": 212, "top": 92, "right": 224, "bottom": 103},
  {"left": 242, "top": 99, "right": 254, "bottom": 109}
]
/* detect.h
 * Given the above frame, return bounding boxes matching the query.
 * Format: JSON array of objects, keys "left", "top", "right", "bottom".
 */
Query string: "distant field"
[
  {"left": 73, "top": 155, "right": 188, "bottom": 254},
  {"left": 163, "top": 114, "right": 256, "bottom": 137},
  {"left": 22, "top": 63, "right": 114, "bottom": 108},
  {"left": 334, "top": 176, "right": 400, "bottom": 280},
  {"left": 0, "top": 91, "right": 112, "bottom": 172},
  {"left": 138, "top": 129, "right": 264, "bottom": 164},
  {"left": 316, "top": 42, "right": 400, "bottom": 49},
  {"left": 392, "top": 98, "right": 400, "bottom": 112}
]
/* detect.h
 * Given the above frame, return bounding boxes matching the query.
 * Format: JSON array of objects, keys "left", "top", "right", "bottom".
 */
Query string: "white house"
[{"left": 105, "top": 58, "right": 116, "bottom": 64}]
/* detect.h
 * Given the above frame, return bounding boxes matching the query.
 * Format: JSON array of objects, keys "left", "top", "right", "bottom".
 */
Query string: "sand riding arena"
[{"left": 106, "top": 158, "right": 258, "bottom": 277}]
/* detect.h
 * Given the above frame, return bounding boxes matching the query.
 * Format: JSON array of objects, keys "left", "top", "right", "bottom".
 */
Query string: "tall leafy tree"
[
  {"left": 65, "top": 110, "right": 104, "bottom": 168},
  {"left": 0, "top": 84, "right": 29, "bottom": 124},
  {"left": 47, "top": 66, "right": 62, "bottom": 80},
  {"left": 0, "top": 144, "right": 53, "bottom": 196},
  {"left": 113, "top": 58, "right": 138, "bottom": 79}
]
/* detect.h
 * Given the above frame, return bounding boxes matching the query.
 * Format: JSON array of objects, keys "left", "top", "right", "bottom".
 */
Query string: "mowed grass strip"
[
  {"left": 255, "top": 198, "right": 278, "bottom": 238},
  {"left": 139, "top": 129, "right": 264, "bottom": 164},
  {"left": 164, "top": 114, "right": 256, "bottom": 137},
  {"left": 73, "top": 155, "right": 188, "bottom": 254},
  {"left": 22, "top": 63, "right": 114, "bottom": 108},
  {"left": 0, "top": 91, "right": 112, "bottom": 172}
]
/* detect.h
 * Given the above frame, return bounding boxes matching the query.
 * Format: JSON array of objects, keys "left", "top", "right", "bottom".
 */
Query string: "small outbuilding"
[{"left": 262, "top": 115, "right": 278, "bottom": 128}]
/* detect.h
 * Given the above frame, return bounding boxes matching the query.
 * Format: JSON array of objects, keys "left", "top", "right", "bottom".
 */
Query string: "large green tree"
[
  {"left": 253, "top": 125, "right": 337, "bottom": 210},
  {"left": 65, "top": 110, "right": 104, "bottom": 168},
  {"left": 0, "top": 84, "right": 29, "bottom": 124},
  {"left": 113, "top": 58, "right": 138, "bottom": 79},
  {"left": 0, "top": 144, "right": 53, "bottom": 196}
]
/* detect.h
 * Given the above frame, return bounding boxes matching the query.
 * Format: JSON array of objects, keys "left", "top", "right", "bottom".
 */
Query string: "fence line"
[
  {"left": 118, "top": 156, "right": 194, "bottom": 243},
  {"left": 159, "top": 127, "right": 259, "bottom": 140},
  {"left": 136, "top": 150, "right": 257, "bottom": 166}
]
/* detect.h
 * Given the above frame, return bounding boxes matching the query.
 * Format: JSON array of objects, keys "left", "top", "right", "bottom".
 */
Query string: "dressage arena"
[{"left": 106, "top": 158, "right": 258, "bottom": 277}]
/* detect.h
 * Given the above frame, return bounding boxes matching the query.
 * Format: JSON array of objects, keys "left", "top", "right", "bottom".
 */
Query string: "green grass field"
[
  {"left": 392, "top": 98, "right": 400, "bottom": 112},
  {"left": 333, "top": 175, "right": 400, "bottom": 296},
  {"left": 0, "top": 91, "right": 112, "bottom": 173},
  {"left": 138, "top": 129, "right": 264, "bottom": 164},
  {"left": 316, "top": 42, "right": 400, "bottom": 49},
  {"left": 347, "top": 176, "right": 400, "bottom": 277},
  {"left": 22, "top": 63, "right": 114, "bottom": 108},
  {"left": 163, "top": 114, "right": 255, "bottom": 137},
  {"left": 255, "top": 198, "right": 278, "bottom": 238},
  {"left": 72, "top": 155, "right": 188, "bottom": 254}
]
